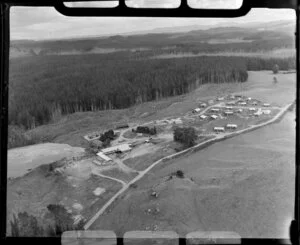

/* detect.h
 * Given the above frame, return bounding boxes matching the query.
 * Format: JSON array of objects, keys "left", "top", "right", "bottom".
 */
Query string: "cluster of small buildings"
[
  {"left": 95, "top": 143, "right": 132, "bottom": 165},
  {"left": 213, "top": 124, "right": 238, "bottom": 133},
  {"left": 192, "top": 95, "right": 273, "bottom": 135}
]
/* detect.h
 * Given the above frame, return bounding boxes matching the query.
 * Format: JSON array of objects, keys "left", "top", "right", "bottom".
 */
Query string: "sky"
[{"left": 10, "top": 0, "right": 296, "bottom": 40}]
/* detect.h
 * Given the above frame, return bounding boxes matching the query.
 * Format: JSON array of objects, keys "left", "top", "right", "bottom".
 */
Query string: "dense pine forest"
[
  {"left": 9, "top": 55, "right": 250, "bottom": 129},
  {"left": 9, "top": 51, "right": 296, "bottom": 131}
]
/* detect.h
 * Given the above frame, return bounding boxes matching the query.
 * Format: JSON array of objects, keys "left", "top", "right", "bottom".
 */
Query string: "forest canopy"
[{"left": 9, "top": 54, "right": 252, "bottom": 129}]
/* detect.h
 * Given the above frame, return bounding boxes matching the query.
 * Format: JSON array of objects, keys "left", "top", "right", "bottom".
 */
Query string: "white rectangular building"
[
  {"left": 224, "top": 111, "right": 234, "bottom": 116},
  {"left": 238, "top": 102, "right": 247, "bottom": 106},
  {"left": 262, "top": 110, "right": 271, "bottom": 115},
  {"left": 226, "top": 101, "right": 235, "bottom": 105},
  {"left": 217, "top": 97, "right": 224, "bottom": 101},
  {"left": 214, "top": 127, "right": 225, "bottom": 132},
  {"left": 263, "top": 103, "right": 270, "bottom": 107},
  {"left": 249, "top": 107, "right": 256, "bottom": 111},
  {"left": 226, "top": 124, "right": 237, "bottom": 129},
  {"left": 97, "top": 152, "right": 112, "bottom": 162},
  {"left": 193, "top": 108, "right": 201, "bottom": 113},
  {"left": 102, "top": 143, "right": 132, "bottom": 154},
  {"left": 210, "top": 115, "right": 218, "bottom": 120},
  {"left": 199, "top": 115, "right": 207, "bottom": 119},
  {"left": 210, "top": 108, "right": 220, "bottom": 113}
]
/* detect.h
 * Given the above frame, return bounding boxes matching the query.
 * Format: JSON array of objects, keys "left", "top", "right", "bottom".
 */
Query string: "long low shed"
[
  {"left": 226, "top": 124, "right": 237, "bottom": 129},
  {"left": 97, "top": 152, "right": 112, "bottom": 162},
  {"left": 214, "top": 127, "right": 225, "bottom": 132},
  {"left": 101, "top": 144, "right": 132, "bottom": 154}
]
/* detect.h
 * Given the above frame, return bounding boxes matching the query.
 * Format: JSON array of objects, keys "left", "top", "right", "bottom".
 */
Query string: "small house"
[
  {"left": 249, "top": 107, "right": 256, "bottom": 111},
  {"left": 210, "top": 108, "right": 220, "bottom": 113},
  {"left": 236, "top": 108, "right": 243, "bottom": 113},
  {"left": 252, "top": 102, "right": 258, "bottom": 105},
  {"left": 225, "top": 106, "right": 233, "bottom": 110},
  {"left": 226, "top": 124, "right": 237, "bottom": 129},
  {"left": 226, "top": 101, "right": 235, "bottom": 105},
  {"left": 224, "top": 111, "right": 234, "bottom": 116},
  {"left": 262, "top": 110, "right": 271, "bottom": 115},
  {"left": 229, "top": 95, "right": 235, "bottom": 100},
  {"left": 263, "top": 103, "right": 270, "bottom": 107},
  {"left": 217, "top": 97, "right": 224, "bottom": 101},
  {"left": 214, "top": 127, "right": 225, "bottom": 132},
  {"left": 238, "top": 102, "right": 247, "bottom": 106},
  {"left": 115, "top": 123, "right": 129, "bottom": 129},
  {"left": 199, "top": 115, "right": 207, "bottom": 120},
  {"left": 254, "top": 111, "right": 262, "bottom": 117},
  {"left": 97, "top": 152, "right": 112, "bottom": 162},
  {"left": 210, "top": 115, "right": 218, "bottom": 120},
  {"left": 200, "top": 103, "right": 207, "bottom": 108},
  {"left": 193, "top": 108, "right": 201, "bottom": 113},
  {"left": 208, "top": 99, "right": 214, "bottom": 104},
  {"left": 247, "top": 97, "right": 252, "bottom": 101}
]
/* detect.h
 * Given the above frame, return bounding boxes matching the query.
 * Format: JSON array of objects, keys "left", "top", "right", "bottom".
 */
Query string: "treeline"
[
  {"left": 10, "top": 204, "right": 84, "bottom": 237},
  {"left": 9, "top": 55, "right": 249, "bottom": 129}
]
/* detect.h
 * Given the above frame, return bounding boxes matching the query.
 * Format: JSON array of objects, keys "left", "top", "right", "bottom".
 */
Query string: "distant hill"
[{"left": 10, "top": 20, "right": 295, "bottom": 58}]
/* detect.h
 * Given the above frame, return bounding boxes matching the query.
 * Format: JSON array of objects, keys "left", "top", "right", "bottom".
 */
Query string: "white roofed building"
[
  {"left": 193, "top": 108, "right": 201, "bottom": 113},
  {"left": 262, "top": 110, "right": 271, "bottom": 115},
  {"left": 224, "top": 111, "right": 234, "bottom": 116},
  {"left": 210, "top": 108, "right": 220, "bottom": 113},
  {"left": 214, "top": 127, "right": 225, "bottom": 132},
  {"left": 97, "top": 152, "right": 112, "bottom": 162},
  {"left": 226, "top": 124, "right": 237, "bottom": 129},
  {"left": 210, "top": 115, "right": 218, "bottom": 120},
  {"left": 199, "top": 115, "right": 207, "bottom": 119},
  {"left": 263, "top": 103, "right": 270, "bottom": 107},
  {"left": 102, "top": 143, "right": 132, "bottom": 154}
]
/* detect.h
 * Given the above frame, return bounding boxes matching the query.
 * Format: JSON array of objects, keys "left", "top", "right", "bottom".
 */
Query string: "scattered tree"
[
  {"left": 273, "top": 64, "right": 279, "bottom": 74},
  {"left": 10, "top": 212, "right": 45, "bottom": 237},
  {"left": 173, "top": 127, "right": 197, "bottom": 147},
  {"left": 175, "top": 170, "right": 185, "bottom": 178}
]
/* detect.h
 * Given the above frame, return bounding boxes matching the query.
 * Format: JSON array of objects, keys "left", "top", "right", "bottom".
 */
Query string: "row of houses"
[{"left": 214, "top": 124, "right": 238, "bottom": 133}]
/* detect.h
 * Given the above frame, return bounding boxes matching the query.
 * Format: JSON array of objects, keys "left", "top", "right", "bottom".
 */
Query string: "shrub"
[{"left": 175, "top": 170, "right": 185, "bottom": 178}]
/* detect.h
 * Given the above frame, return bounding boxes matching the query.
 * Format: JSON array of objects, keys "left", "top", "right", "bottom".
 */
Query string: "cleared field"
[
  {"left": 101, "top": 167, "right": 139, "bottom": 183},
  {"left": 123, "top": 147, "right": 177, "bottom": 172},
  {"left": 7, "top": 143, "right": 85, "bottom": 178}
]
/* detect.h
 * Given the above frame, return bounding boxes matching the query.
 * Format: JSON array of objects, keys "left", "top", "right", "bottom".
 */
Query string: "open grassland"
[
  {"left": 100, "top": 167, "right": 139, "bottom": 183},
  {"left": 90, "top": 109, "right": 295, "bottom": 238}
]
